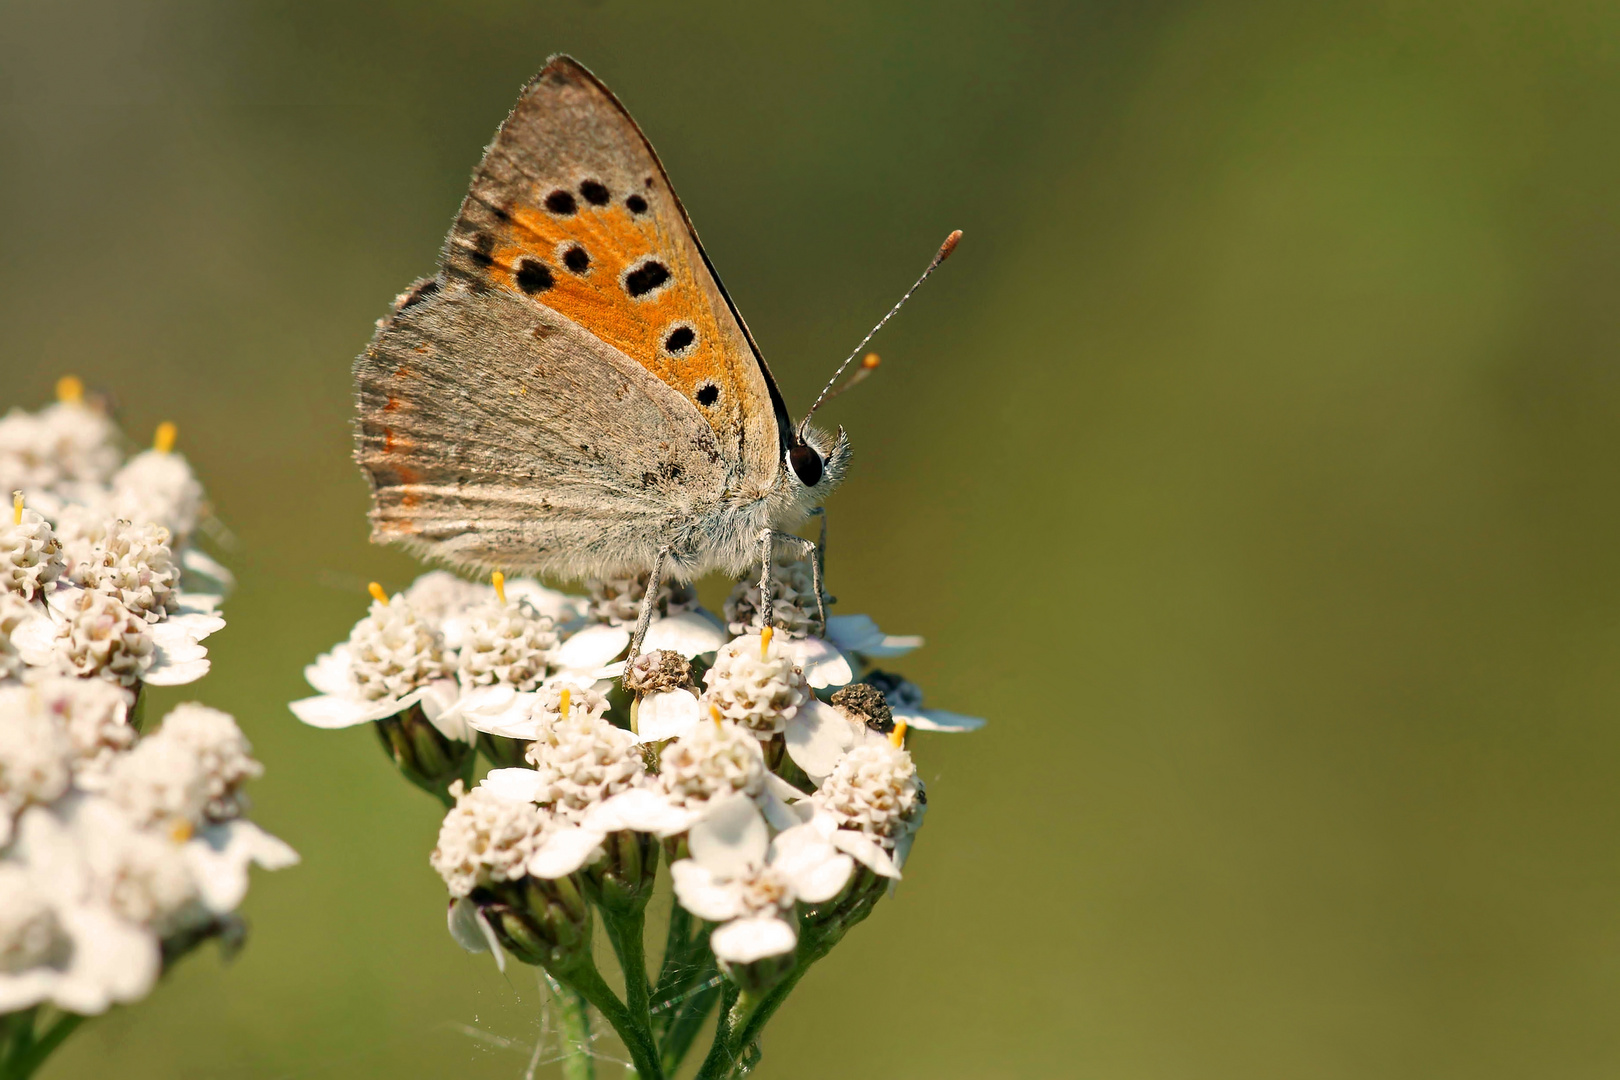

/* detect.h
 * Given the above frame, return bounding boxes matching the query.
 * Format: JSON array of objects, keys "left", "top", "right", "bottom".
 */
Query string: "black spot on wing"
[
  {"left": 563, "top": 245, "right": 590, "bottom": 274},
  {"left": 579, "top": 179, "right": 610, "bottom": 206},
  {"left": 625, "top": 194, "right": 648, "bottom": 215},
  {"left": 515, "top": 258, "right": 554, "bottom": 294},
  {"left": 663, "top": 325, "right": 696, "bottom": 357},
  {"left": 696, "top": 383, "right": 719, "bottom": 407},
  {"left": 470, "top": 232, "right": 495, "bottom": 267},
  {"left": 624, "top": 259, "right": 670, "bottom": 298},
  {"left": 544, "top": 190, "right": 577, "bottom": 215}
]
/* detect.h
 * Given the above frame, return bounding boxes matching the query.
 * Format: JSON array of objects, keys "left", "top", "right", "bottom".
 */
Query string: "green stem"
[
  {"left": 602, "top": 909, "right": 653, "bottom": 1038},
  {"left": 2, "top": 1011, "right": 84, "bottom": 1080},
  {"left": 691, "top": 982, "right": 741, "bottom": 1080},
  {"left": 554, "top": 957, "right": 663, "bottom": 1080},
  {"left": 543, "top": 972, "right": 596, "bottom": 1080}
]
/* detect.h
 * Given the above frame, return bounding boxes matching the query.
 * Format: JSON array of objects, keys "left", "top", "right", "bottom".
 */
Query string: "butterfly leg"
[
  {"left": 755, "top": 527, "right": 828, "bottom": 636},
  {"left": 625, "top": 544, "right": 672, "bottom": 674}
]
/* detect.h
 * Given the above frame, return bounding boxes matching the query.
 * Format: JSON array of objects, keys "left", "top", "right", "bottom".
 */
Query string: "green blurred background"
[{"left": 5, "top": 1, "right": 1620, "bottom": 1076}]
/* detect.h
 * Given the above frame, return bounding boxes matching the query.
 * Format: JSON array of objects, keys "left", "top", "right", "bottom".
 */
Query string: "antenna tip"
[
  {"left": 862, "top": 353, "right": 881, "bottom": 370},
  {"left": 937, "top": 230, "right": 963, "bottom": 263}
]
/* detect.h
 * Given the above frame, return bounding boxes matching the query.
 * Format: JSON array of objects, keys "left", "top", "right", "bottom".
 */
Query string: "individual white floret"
[
  {"left": 404, "top": 570, "right": 493, "bottom": 621},
  {"left": 0, "top": 859, "right": 157, "bottom": 1016},
  {"left": 669, "top": 795, "right": 852, "bottom": 963},
  {"left": 289, "top": 591, "right": 459, "bottom": 733},
  {"left": 453, "top": 597, "right": 556, "bottom": 691},
  {"left": 0, "top": 505, "right": 65, "bottom": 601},
  {"left": 66, "top": 519, "right": 182, "bottom": 623},
  {"left": 38, "top": 398, "right": 122, "bottom": 487},
  {"left": 12, "top": 588, "right": 213, "bottom": 688},
  {"left": 523, "top": 693, "right": 644, "bottom": 823},
  {"left": 430, "top": 779, "right": 553, "bottom": 898},
  {"left": 701, "top": 633, "right": 809, "bottom": 736},
  {"left": 0, "top": 687, "right": 74, "bottom": 845},
  {"left": 103, "top": 735, "right": 212, "bottom": 830},
  {"left": 110, "top": 446, "right": 204, "bottom": 541},
  {"left": 587, "top": 571, "right": 697, "bottom": 627},
  {"left": 150, "top": 704, "right": 263, "bottom": 822},
  {"left": 22, "top": 676, "right": 135, "bottom": 781}
]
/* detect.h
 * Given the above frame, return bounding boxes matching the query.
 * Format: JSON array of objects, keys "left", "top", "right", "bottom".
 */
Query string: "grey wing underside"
[{"left": 354, "top": 280, "right": 729, "bottom": 577}]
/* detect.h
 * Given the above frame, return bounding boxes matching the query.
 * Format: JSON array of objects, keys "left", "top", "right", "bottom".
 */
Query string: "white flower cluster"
[
  {"left": 1, "top": 382, "right": 230, "bottom": 691},
  {"left": 293, "top": 557, "right": 984, "bottom": 970},
  {"left": 0, "top": 379, "right": 294, "bottom": 1022}
]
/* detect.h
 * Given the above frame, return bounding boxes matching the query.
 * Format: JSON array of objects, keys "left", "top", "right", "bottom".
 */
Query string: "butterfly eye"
[{"left": 789, "top": 443, "right": 824, "bottom": 487}]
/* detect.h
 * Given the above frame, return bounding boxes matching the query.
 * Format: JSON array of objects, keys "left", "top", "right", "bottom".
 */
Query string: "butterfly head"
[{"left": 782, "top": 423, "right": 850, "bottom": 508}]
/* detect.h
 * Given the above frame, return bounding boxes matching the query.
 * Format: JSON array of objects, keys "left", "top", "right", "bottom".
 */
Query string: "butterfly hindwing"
[
  {"left": 355, "top": 279, "right": 731, "bottom": 576},
  {"left": 442, "top": 55, "right": 785, "bottom": 483}
]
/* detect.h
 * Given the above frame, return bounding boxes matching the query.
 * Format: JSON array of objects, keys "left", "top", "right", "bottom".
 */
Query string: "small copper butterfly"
[{"left": 353, "top": 55, "right": 957, "bottom": 646}]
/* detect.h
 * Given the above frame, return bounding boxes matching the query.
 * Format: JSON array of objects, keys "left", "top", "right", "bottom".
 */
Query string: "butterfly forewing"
[{"left": 441, "top": 56, "right": 784, "bottom": 478}]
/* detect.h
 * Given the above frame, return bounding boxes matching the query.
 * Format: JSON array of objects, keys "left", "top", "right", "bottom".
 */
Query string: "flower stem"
[
  {"left": 602, "top": 909, "right": 653, "bottom": 1037},
  {"left": 1, "top": 1010, "right": 84, "bottom": 1080},
  {"left": 691, "top": 982, "right": 741, "bottom": 1080},
  {"left": 543, "top": 972, "right": 596, "bottom": 1080},
  {"left": 553, "top": 955, "right": 663, "bottom": 1080}
]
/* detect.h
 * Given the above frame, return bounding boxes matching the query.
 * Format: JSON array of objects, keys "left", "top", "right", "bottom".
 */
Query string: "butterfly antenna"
[{"left": 798, "top": 230, "right": 962, "bottom": 436}]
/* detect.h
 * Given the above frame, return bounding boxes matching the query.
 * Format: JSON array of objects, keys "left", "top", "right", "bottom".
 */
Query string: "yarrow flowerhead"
[
  {"left": 430, "top": 780, "right": 552, "bottom": 899},
  {"left": 67, "top": 519, "right": 182, "bottom": 623},
  {"left": 1, "top": 503, "right": 66, "bottom": 601},
  {"left": 701, "top": 632, "right": 810, "bottom": 736},
  {"left": 586, "top": 570, "right": 696, "bottom": 626},
  {"left": 725, "top": 557, "right": 824, "bottom": 638},
  {"left": 0, "top": 381, "right": 290, "bottom": 1043},
  {"left": 291, "top": 539, "right": 985, "bottom": 1080},
  {"left": 51, "top": 589, "right": 155, "bottom": 687},
  {"left": 814, "top": 738, "right": 923, "bottom": 846},
  {"left": 525, "top": 693, "right": 644, "bottom": 822},
  {"left": 454, "top": 596, "right": 556, "bottom": 691},
  {"left": 347, "top": 591, "right": 450, "bottom": 701},
  {"left": 657, "top": 717, "right": 770, "bottom": 809}
]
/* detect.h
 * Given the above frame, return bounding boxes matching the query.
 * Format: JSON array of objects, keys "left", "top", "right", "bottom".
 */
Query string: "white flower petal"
[
  {"left": 783, "top": 700, "right": 855, "bottom": 780},
  {"left": 553, "top": 624, "right": 629, "bottom": 671},
  {"left": 583, "top": 788, "right": 695, "bottom": 836},
  {"left": 288, "top": 694, "right": 381, "bottom": 729},
  {"left": 769, "top": 824, "right": 853, "bottom": 902},
  {"left": 762, "top": 771, "right": 813, "bottom": 805},
  {"left": 418, "top": 680, "right": 472, "bottom": 741},
  {"left": 10, "top": 612, "right": 59, "bottom": 666},
  {"left": 48, "top": 905, "right": 161, "bottom": 1014},
  {"left": 669, "top": 859, "right": 745, "bottom": 922},
  {"left": 634, "top": 689, "right": 701, "bottom": 743},
  {"left": 710, "top": 915, "right": 797, "bottom": 964},
  {"left": 185, "top": 821, "right": 299, "bottom": 912},
  {"left": 160, "top": 611, "right": 226, "bottom": 643},
  {"left": 447, "top": 896, "right": 489, "bottom": 953},
  {"left": 528, "top": 825, "right": 605, "bottom": 879},
  {"left": 143, "top": 654, "right": 210, "bottom": 686},
  {"left": 303, "top": 646, "right": 355, "bottom": 696},
  {"left": 786, "top": 636, "right": 854, "bottom": 689},
  {"left": 828, "top": 828, "right": 900, "bottom": 879},
  {"left": 479, "top": 768, "right": 545, "bottom": 803},
  {"left": 642, "top": 611, "right": 729, "bottom": 658},
  {"left": 899, "top": 708, "right": 986, "bottom": 733},
  {"left": 688, "top": 794, "right": 769, "bottom": 879},
  {"left": 180, "top": 547, "right": 236, "bottom": 592},
  {"left": 824, "top": 614, "right": 923, "bottom": 657}
]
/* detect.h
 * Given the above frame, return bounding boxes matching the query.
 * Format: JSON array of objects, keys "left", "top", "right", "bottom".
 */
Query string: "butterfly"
[{"left": 353, "top": 55, "right": 956, "bottom": 638}]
